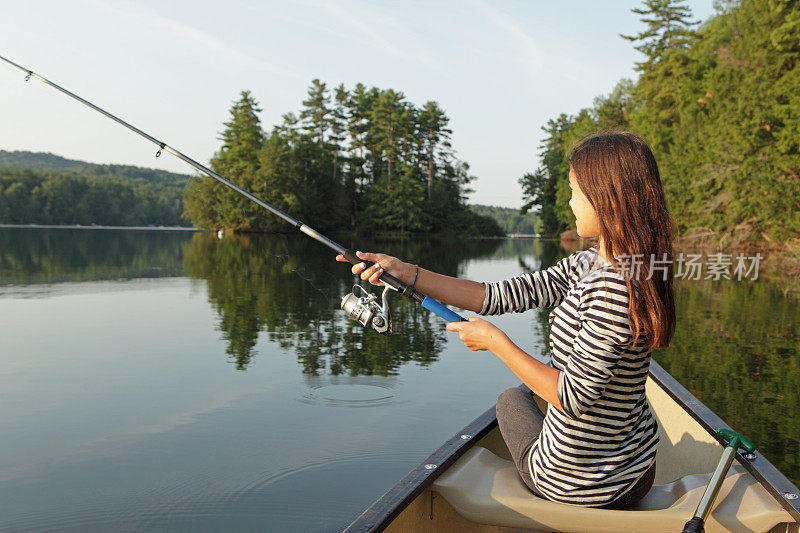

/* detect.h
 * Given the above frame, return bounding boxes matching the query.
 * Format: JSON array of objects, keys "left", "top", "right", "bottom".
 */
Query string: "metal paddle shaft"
[
  {"left": 0, "top": 54, "right": 465, "bottom": 323},
  {"left": 682, "top": 428, "right": 755, "bottom": 533}
]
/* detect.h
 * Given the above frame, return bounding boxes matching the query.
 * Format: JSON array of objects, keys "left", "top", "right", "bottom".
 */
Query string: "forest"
[
  {"left": 0, "top": 153, "right": 188, "bottom": 226},
  {"left": 182, "top": 84, "right": 503, "bottom": 236},
  {"left": 470, "top": 204, "right": 540, "bottom": 235},
  {"left": 521, "top": 0, "right": 800, "bottom": 246}
]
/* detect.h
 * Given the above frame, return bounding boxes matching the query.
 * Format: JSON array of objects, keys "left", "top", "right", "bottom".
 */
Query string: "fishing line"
[
  {"left": 272, "top": 234, "right": 335, "bottom": 302},
  {"left": 1, "top": 54, "right": 466, "bottom": 333},
  {"left": 227, "top": 206, "right": 334, "bottom": 301}
]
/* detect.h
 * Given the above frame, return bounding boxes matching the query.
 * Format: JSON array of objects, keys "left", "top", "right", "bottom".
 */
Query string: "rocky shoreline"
[{"left": 558, "top": 228, "right": 800, "bottom": 298}]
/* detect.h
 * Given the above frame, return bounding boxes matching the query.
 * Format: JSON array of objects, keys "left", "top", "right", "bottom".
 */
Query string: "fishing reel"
[{"left": 340, "top": 284, "right": 393, "bottom": 335}]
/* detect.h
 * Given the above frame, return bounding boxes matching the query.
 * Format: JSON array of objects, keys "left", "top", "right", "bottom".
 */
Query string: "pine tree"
[
  {"left": 621, "top": 0, "right": 700, "bottom": 70},
  {"left": 254, "top": 132, "right": 294, "bottom": 231},
  {"left": 184, "top": 91, "right": 264, "bottom": 230},
  {"left": 346, "top": 84, "right": 379, "bottom": 217},
  {"left": 370, "top": 89, "right": 412, "bottom": 181},
  {"left": 300, "top": 79, "right": 331, "bottom": 146},
  {"left": 276, "top": 112, "right": 301, "bottom": 145},
  {"left": 417, "top": 101, "right": 452, "bottom": 199},
  {"left": 330, "top": 84, "right": 348, "bottom": 187},
  {"left": 365, "top": 171, "right": 426, "bottom": 233},
  {"left": 519, "top": 114, "right": 575, "bottom": 236},
  {"left": 330, "top": 84, "right": 355, "bottom": 226},
  {"left": 623, "top": 0, "right": 701, "bottom": 153}
]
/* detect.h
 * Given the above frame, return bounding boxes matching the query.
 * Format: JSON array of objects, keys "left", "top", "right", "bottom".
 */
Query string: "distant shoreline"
[
  {"left": 0, "top": 224, "right": 199, "bottom": 231},
  {"left": 0, "top": 224, "right": 545, "bottom": 238}
]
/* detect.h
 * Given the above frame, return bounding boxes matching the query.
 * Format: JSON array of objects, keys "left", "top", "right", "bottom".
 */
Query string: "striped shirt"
[{"left": 479, "top": 246, "right": 658, "bottom": 506}]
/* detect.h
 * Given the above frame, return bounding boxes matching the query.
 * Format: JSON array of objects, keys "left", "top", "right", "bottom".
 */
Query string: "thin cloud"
[
  {"left": 468, "top": 0, "right": 543, "bottom": 76},
  {"left": 248, "top": 0, "right": 443, "bottom": 72},
  {"left": 81, "top": 0, "right": 298, "bottom": 78}
]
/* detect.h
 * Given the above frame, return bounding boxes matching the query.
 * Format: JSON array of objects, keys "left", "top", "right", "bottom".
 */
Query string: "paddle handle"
[
  {"left": 682, "top": 517, "right": 704, "bottom": 533},
  {"left": 683, "top": 429, "right": 753, "bottom": 533}
]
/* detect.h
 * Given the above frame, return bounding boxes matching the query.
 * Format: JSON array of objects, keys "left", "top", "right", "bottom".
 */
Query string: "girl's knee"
[
  {"left": 497, "top": 386, "right": 520, "bottom": 404},
  {"left": 497, "top": 387, "right": 525, "bottom": 413}
]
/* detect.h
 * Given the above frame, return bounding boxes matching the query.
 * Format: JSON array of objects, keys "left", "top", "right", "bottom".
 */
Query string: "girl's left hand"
[{"left": 446, "top": 317, "right": 507, "bottom": 352}]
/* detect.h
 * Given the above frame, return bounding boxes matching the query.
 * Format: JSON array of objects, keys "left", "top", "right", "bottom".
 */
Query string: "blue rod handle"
[{"left": 421, "top": 296, "right": 466, "bottom": 323}]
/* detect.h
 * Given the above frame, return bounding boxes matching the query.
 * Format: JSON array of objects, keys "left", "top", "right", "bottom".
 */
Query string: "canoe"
[{"left": 344, "top": 360, "right": 800, "bottom": 533}]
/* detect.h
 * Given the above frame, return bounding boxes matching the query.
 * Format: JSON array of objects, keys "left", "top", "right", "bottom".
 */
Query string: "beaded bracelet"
[{"left": 411, "top": 264, "right": 419, "bottom": 289}]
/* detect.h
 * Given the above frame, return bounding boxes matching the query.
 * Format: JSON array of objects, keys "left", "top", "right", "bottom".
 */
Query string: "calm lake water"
[{"left": 1, "top": 227, "right": 798, "bottom": 532}]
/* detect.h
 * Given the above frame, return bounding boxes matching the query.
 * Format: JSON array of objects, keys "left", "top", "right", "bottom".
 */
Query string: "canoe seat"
[{"left": 432, "top": 446, "right": 794, "bottom": 533}]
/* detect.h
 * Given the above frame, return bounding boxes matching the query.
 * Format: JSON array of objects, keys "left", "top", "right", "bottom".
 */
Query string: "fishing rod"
[{"left": 1, "top": 54, "right": 465, "bottom": 333}]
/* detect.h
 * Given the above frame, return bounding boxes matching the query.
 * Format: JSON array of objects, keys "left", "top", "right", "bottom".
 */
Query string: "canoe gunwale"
[
  {"left": 342, "top": 403, "right": 499, "bottom": 532},
  {"left": 344, "top": 359, "right": 800, "bottom": 532}
]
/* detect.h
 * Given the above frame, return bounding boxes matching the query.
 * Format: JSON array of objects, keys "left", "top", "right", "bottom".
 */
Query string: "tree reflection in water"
[
  {"left": 182, "top": 232, "right": 502, "bottom": 374},
  {"left": 655, "top": 277, "right": 800, "bottom": 484},
  {"left": 0, "top": 227, "right": 190, "bottom": 285}
]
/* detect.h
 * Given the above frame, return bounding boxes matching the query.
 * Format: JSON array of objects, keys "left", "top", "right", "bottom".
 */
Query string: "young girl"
[{"left": 336, "top": 130, "right": 675, "bottom": 509}]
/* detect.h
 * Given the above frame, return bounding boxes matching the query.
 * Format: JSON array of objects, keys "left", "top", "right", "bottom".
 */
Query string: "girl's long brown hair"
[{"left": 569, "top": 130, "right": 675, "bottom": 349}]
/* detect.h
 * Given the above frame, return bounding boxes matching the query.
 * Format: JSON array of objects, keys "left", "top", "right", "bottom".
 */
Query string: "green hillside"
[
  {"left": 520, "top": 0, "right": 800, "bottom": 245},
  {"left": 0, "top": 150, "right": 191, "bottom": 184},
  {"left": 0, "top": 151, "right": 190, "bottom": 226},
  {"left": 469, "top": 204, "right": 539, "bottom": 235}
]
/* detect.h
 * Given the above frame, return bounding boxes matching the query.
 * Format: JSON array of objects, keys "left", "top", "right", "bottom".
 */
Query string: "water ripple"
[{"left": 299, "top": 375, "right": 401, "bottom": 408}]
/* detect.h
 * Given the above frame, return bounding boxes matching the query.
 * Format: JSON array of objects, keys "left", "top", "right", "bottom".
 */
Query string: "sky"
[{"left": 1, "top": 0, "right": 716, "bottom": 209}]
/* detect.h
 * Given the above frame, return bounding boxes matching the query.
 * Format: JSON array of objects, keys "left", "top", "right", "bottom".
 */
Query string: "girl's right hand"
[{"left": 335, "top": 251, "right": 412, "bottom": 287}]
